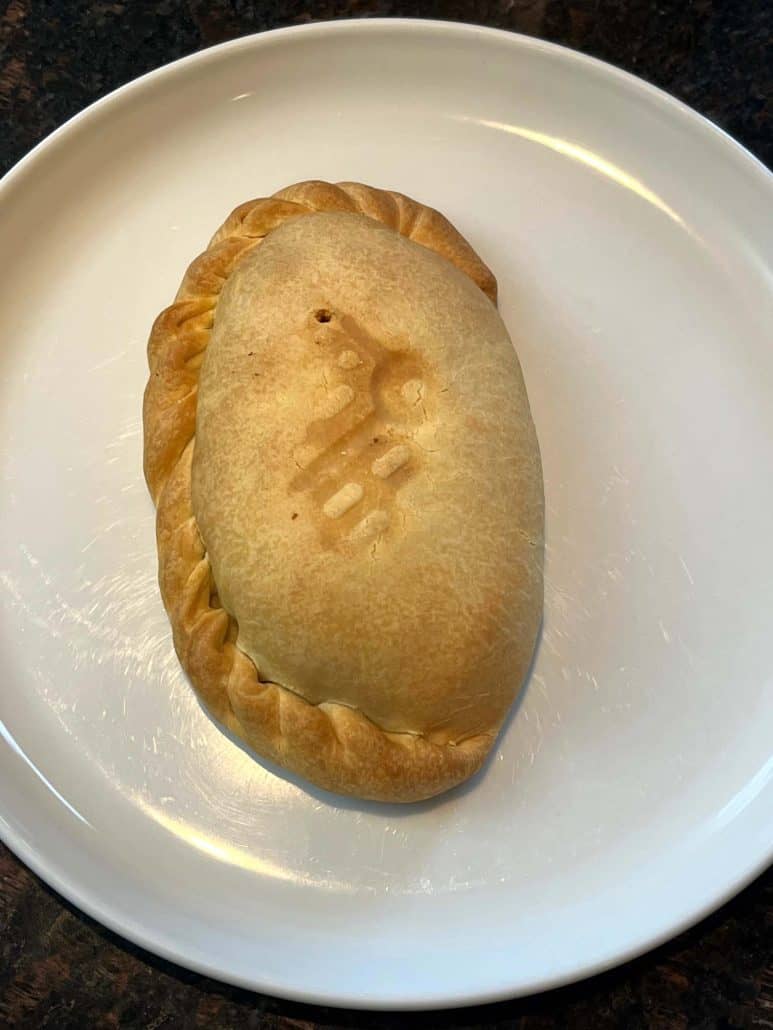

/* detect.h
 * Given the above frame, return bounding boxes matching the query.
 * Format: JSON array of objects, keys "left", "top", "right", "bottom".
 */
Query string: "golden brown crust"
[{"left": 144, "top": 180, "right": 502, "bottom": 802}]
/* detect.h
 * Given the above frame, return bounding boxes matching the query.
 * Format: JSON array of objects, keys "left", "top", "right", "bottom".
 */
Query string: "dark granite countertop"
[{"left": 0, "top": 2, "right": 771, "bottom": 1027}]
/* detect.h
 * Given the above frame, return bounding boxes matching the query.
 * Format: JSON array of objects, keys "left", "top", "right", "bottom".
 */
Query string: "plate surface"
[{"left": 0, "top": 19, "right": 771, "bottom": 1010}]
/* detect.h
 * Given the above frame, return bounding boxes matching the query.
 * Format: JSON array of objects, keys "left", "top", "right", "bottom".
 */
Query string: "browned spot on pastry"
[{"left": 289, "top": 313, "right": 432, "bottom": 548}]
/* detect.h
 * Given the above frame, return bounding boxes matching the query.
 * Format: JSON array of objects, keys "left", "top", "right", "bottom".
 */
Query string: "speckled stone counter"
[{"left": 0, "top": 2, "right": 771, "bottom": 1028}]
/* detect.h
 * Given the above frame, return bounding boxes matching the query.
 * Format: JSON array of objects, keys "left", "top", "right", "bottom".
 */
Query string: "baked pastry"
[{"left": 144, "top": 180, "right": 543, "bottom": 802}]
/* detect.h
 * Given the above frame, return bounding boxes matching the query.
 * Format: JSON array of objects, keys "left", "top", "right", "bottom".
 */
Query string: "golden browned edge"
[{"left": 143, "top": 179, "right": 499, "bottom": 802}]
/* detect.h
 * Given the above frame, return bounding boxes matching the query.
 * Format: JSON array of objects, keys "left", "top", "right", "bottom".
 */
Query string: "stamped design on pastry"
[{"left": 290, "top": 310, "right": 430, "bottom": 546}]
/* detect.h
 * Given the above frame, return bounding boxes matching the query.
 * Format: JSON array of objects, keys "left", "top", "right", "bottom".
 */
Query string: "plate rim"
[
  {"left": 0, "top": 17, "right": 771, "bottom": 1011},
  {"left": 2, "top": 18, "right": 771, "bottom": 196}
]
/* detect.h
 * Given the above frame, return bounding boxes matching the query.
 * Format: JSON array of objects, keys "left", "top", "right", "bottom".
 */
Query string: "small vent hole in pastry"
[{"left": 315, "top": 309, "right": 333, "bottom": 323}]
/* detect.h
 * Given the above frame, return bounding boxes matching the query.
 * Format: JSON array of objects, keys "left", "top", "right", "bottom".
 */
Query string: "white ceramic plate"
[{"left": 0, "top": 19, "right": 771, "bottom": 1010}]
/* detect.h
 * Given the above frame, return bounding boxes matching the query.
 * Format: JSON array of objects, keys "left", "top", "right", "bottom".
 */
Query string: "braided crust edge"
[{"left": 143, "top": 180, "right": 498, "bottom": 802}]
